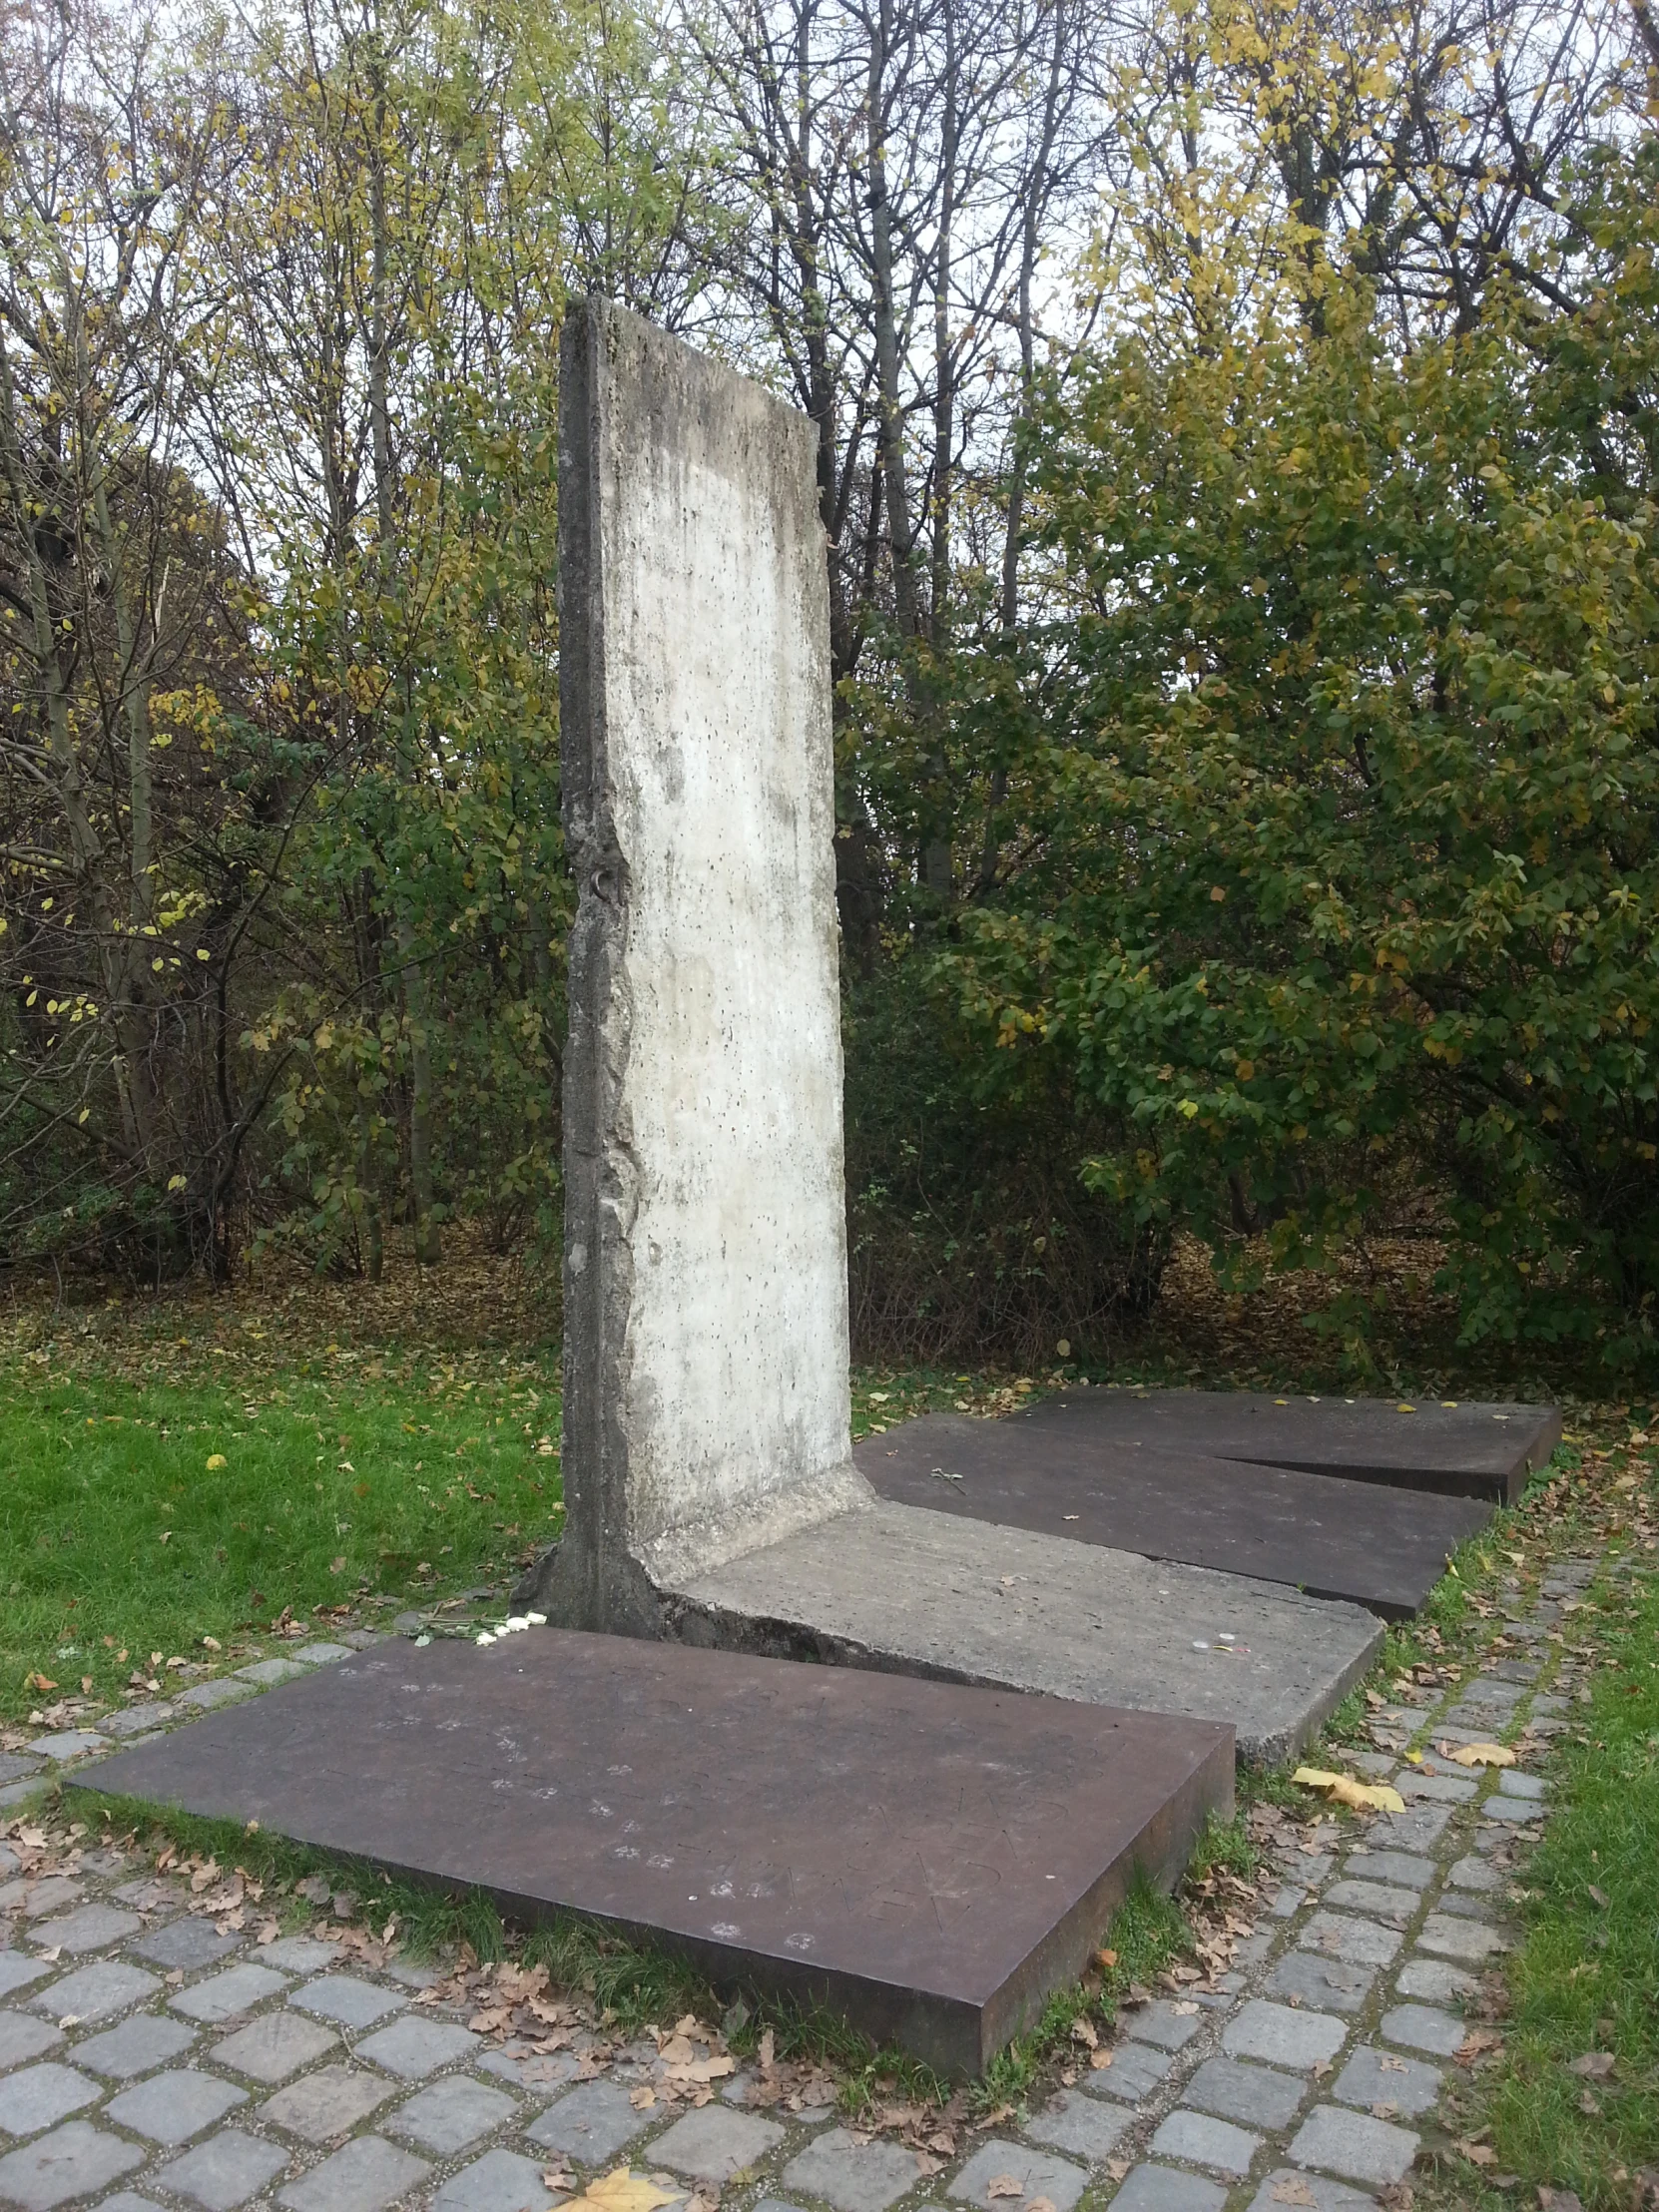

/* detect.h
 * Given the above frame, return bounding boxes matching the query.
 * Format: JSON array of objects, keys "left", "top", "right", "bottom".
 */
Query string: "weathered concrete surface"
[
  {"left": 856, "top": 1412, "right": 1491, "bottom": 1617},
  {"left": 1015, "top": 1390, "right": 1561, "bottom": 1504},
  {"left": 666, "top": 1501, "right": 1384, "bottom": 1765},
  {"left": 533, "top": 299, "right": 867, "bottom": 1631}
]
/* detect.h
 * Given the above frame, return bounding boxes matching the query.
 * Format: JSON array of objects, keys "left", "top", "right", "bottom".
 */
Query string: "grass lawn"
[
  {"left": 0, "top": 1333, "right": 565, "bottom": 1721},
  {"left": 1440, "top": 1561, "right": 1659, "bottom": 2210}
]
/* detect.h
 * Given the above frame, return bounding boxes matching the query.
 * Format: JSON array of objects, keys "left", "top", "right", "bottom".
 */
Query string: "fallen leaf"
[
  {"left": 1567, "top": 2053, "right": 1615, "bottom": 2079},
  {"left": 24, "top": 1673, "right": 57, "bottom": 1693},
  {"left": 1270, "top": 2182, "right": 1317, "bottom": 2207},
  {"left": 1094, "top": 1947, "right": 1118, "bottom": 1970},
  {"left": 1456, "top": 2029, "right": 1504, "bottom": 2063},
  {"left": 1537, "top": 2191, "right": 1585, "bottom": 2212},
  {"left": 1292, "top": 1767, "right": 1405, "bottom": 1813},
  {"left": 542, "top": 2172, "right": 577, "bottom": 2195},
  {"left": 1449, "top": 1743, "right": 1515, "bottom": 1768},
  {"left": 1089, "top": 2049, "right": 1113, "bottom": 2072},
  {"left": 1070, "top": 2017, "right": 1098, "bottom": 2050},
  {"left": 1026, "top": 2198, "right": 1056, "bottom": 2212},
  {"left": 1587, "top": 1885, "right": 1610, "bottom": 1909},
  {"left": 630, "top": 2087, "right": 657, "bottom": 2110},
  {"left": 565, "top": 2170, "right": 682, "bottom": 2212},
  {"left": 1453, "top": 2141, "right": 1497, "bottom": 2167},
  {"left": 985, "top": 2178, "right": 1024, "bottom": 2200}
]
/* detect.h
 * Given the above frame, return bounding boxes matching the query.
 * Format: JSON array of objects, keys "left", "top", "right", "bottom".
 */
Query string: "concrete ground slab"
[
  {"left": 74, "top": 1631, "right": 1230, "bottom": 2074},
  {"left": 1000, "top": 1389, "right": 1560, "bottom": 1503},
  {"left": 857, "top": 1414, "right": 1491, "bottom": 1618},
  {"left": 672, "top": 1499, "right": 1382, "bottom": 1764}
]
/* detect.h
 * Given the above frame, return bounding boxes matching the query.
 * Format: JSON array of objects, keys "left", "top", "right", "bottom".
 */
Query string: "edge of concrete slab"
[{"left": 667, "top": 1501, "right": 1384, "bottom": 1766}]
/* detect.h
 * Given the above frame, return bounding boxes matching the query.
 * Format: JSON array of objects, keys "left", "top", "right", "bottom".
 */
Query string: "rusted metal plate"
[
  {"left": 999, "top": 1389, "right": 1560, "bottom": 1503},
  {"left": 856, "top": 1416, "right": 1491, "bottom": 1618},
  {"left": 77, "top": 1631, "right": 1232, "bottom": 2075}
]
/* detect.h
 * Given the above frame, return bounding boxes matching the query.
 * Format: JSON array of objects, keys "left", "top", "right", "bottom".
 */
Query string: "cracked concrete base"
[{"left": 665, "top": 1500, "right": 1384, "bottom": 1765}]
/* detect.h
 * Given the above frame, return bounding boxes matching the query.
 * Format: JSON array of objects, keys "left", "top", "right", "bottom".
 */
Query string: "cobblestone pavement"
[{"left": 0, "top": 1551, "right": 1623, "bottom": 2212}]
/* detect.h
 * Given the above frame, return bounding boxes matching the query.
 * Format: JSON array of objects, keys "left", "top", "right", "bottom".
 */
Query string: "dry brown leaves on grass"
[{"left": 0, "top": 1225, "right": 551, "bottom": 1382}]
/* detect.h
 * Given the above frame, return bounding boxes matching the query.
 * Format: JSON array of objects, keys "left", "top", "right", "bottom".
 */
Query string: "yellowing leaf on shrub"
[
  {"left": 1449, "top": 1742, "right": 1514, "bottom": 1768},
  {"left": 1292, "top": 1766, "right": 1405, "bottom": 1813},
  {"left": 568, "top": 2171, "right": 683, "bottom": 2212}
]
